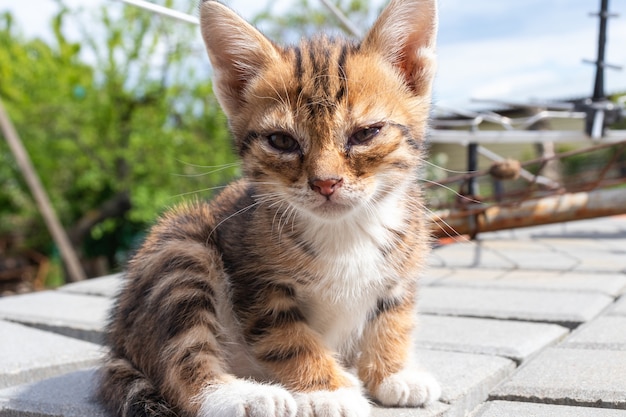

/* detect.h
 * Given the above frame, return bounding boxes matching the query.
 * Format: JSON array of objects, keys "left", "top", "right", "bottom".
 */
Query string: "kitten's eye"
[
  {"left": 349, "top": 125, "right": 382, "bottom": 146},
  {"left": 267, "top": 133, "right": 300, "bottom": 153}
]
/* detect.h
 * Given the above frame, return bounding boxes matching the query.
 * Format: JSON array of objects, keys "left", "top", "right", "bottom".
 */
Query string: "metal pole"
[
  {"left": 592, "top": 0, "right": 609, "bottom": 101},
  {"left": 318, "top": 0, "right": 362, "bottom": 38},
  {"left": 116, "top": 0, "right": 199, "bottom": 25},
  {"left": 466, "top": 143, "right": 479, "bottom": 196},
  {"left": 0, "top": 99, "right": 86, "bottom": 282}
]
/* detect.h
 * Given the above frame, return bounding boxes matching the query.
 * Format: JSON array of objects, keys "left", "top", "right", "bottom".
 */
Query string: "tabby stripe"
[
  {"left": 160, "top": 292, "right": 218, "bottom": 340},
  {"left": 335, "top": 44, "right": 349, "bottom": 103},
  {"left": 174, "top": 341, "right": 221, "bottom": 385},
  {"left": 246, "top": 307, "right": 306, "bottom": 342},
  {"left": 260, "top": 345, "right": 309, "bottom": 363},
  {"left": 294, "top": 46, "right": 303, "bottom": 82},
  {"left": 161, "top": 256, "right": 208, "bottom": 275},
  {"left": 171, "top": 276, "right": 217, "bottom": 300},
  {"left": 388, "top": 122, "right": 421, "bottom": 151},
  {"left": 267, "top": 282, "right": 297, "bottom": 298},
  {"left": 240, "top": 131, "right": 260, "bottom": 155},
  {"left": 369, "top": 296, "right": 404, "bottom": 321}
]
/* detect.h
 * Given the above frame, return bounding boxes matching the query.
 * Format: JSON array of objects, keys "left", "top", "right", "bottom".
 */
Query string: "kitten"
[{"left": 97, "top": 0, "right": 440, "bottom": 416}]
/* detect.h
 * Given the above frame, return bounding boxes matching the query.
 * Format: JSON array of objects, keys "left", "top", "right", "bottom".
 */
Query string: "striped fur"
[{"left": 98, "top": 1, "right": 439, "bottom": 416}]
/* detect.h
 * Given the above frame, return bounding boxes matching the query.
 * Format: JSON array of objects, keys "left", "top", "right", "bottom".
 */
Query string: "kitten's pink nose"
[{"left": 310, "top": 178, "right": 343, "bottom": 197}]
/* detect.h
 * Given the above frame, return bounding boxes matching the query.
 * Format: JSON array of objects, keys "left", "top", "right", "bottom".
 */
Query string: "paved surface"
[{"left": 0, "top": 216, "right": 625, "bottom": 416}]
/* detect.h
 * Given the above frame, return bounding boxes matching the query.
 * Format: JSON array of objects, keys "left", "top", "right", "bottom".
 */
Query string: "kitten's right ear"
[
  {"left": 200, "top": 1, "right": 279, "bottom": 118},
  {"left": 362, "top": 0, "right": 437, "bottom": 97}
]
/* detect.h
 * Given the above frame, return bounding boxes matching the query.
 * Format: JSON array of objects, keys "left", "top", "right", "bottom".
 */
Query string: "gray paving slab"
[
  {"left": 561, "top": 316, "right": 626, "bottom": 350},
  {"left": 0, "top": 320, "right": 103, "bottom": 389},
  {"left": 434, "top": 268, "right": 504, "bottom": 283},
  {"left": 473, "top": 401, "right": 626, "bottom": 417},
  {"left": 0, "top": 368, "right": 450, "bottom": 417},
  {"left": 415, "top": 315, "right": 568, "bottom": 363},
  {"left": 59, "top": 273, "right": 124, "bottom": 298},
  {"left": 0, "top": 347, "right": 512, "bottom": 417},
  {"left": 418, "top": 349, "right": 515, "bottom": 417},
  {"left": 610, "top": 295, "right": 626, "bottom": 316},
  {"left": 437, "top": 269, "right": 626, "bottom": 296},
  {"left": 567, "top": 252, "right": 626, "bottom": 273},
  {"left": 420, "top": 268, "right": 455, "bottom": 286},
  {"left": 419, "top": 287, "right": 613, "bottom": 327},
  {"left": 430, "top": 242, "right": 515, "bottom": 270},
  {"left": 372, "top": 402, "right": 449, "bottom": 417},
  {"left": 0, "top": 291, "right": 112, "bottom": 344},
  {"left": 490, "top": 347, "right": 626, "bottom": 408},
  {"left": 536, "top": 236, "right": 614, "bottom": 253},
  {"left": 0, "top": 368, "right": 108, "bottom": 417},
  {"left": 476, "top": 240, "right": 579, "bottom": 271}
]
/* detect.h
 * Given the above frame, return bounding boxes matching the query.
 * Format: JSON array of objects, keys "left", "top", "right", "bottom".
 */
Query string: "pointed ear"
[
  {"left": 362, "top": 0, "right": 437, "bottom": 97},
  {"left": 199, "top": 1, "right": 280, "bottom": 118}
]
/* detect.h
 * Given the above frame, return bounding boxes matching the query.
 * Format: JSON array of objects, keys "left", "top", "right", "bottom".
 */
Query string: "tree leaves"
[{"left": 0, "top": 3, "right": 235, "bottom": 277}]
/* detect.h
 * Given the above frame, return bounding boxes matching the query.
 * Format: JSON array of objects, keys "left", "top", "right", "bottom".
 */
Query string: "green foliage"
[{"left": 0, "top": 3, "right": 237, "bottom": 279}]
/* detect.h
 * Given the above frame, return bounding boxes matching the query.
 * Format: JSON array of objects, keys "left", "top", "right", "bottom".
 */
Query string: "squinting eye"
[
  {"left": 349, "top": 125, "right": 382, "bottom": 146},
  {"left": 267, "top": 133, "right": 300, "bottom": 153}
]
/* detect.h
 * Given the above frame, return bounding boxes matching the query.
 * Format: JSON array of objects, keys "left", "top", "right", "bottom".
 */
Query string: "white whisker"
[
  {"left": 419, "top": 178, "right": 481, "bottom": 204},
  {"left": 208, "top": 201, "right": 261, "bottom": 240},
  {"left": 170, "top": 185, "right": 229, "bottom": 199}
]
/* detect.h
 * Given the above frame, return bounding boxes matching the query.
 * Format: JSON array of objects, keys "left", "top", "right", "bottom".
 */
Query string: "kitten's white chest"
[{"left": 301, "top": 218, "right": 398, "bottom": 353}]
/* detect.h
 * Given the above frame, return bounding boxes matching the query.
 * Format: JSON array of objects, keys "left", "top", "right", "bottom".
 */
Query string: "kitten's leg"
[
  {"left": 107, "top": 238, "right": 296, "bottom": 417},
  {"left": 357, "top": 296, "right": 441, "bottom": 407},
  {"left": 241, "top": 284, "right": 371, "bottom": 417},
  {"left": 148, "top": 260, "right": 297, "bottom": 417}
]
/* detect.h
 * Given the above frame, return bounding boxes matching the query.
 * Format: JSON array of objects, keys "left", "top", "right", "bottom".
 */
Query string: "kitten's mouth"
[{"left": 309, "top": 198, "right": 355, "bottom": 218}]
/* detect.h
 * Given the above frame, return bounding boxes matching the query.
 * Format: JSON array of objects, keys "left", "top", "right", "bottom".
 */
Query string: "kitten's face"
[
  {"left": 200, "top": 0, "right": 437, "bottom": 220},
  {"left": 234, "top": 41, "right": 429, "bottom": 219}
]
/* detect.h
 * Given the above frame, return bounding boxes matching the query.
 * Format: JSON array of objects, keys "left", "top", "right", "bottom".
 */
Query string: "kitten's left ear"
[
  {"left": 362, "top": 0, "right": 437, "bottom": 97},
  {"left": 199, "top": 1, "right": 280, "bottom": 118}
]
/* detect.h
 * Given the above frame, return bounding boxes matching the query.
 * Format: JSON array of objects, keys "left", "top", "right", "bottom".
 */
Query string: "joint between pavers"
[
  {"left": 421, "top": 312, "right": 583, "bottom": 331},
  {"left": 487, "top": 394, "right": 626, "bottom": 410},
  {"left": 5, "top": 319, "right": 105, "bottom": 345}
]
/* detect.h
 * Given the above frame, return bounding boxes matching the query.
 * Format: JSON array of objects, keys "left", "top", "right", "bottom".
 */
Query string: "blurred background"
[{"left": 1, "top": 0, "right": 625, "bottom": 291}]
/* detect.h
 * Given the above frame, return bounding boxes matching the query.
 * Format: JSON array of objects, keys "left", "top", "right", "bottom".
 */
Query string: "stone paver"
[
  {"left": 561, "top": 316, "right": 626, "bottom": 350},
  {"left": 415, "top": 315, "right": 567, "bottom": 363},
  {"left": 372, "top": 404, "right": 448, "bottom": 417},
  {"left": 436, "top": 269, "right": 626, "bottom": 296},
  {"left": 0, "top": 320, "right": 102, "bottom": 389},
  {"left": 427, "top": 243, "right": 515, "bottom": 270},
  {"left": 418, "top": 349, "right": 515, "bottom": 416},
  {"left": 490, "top": 347, "right": 626, "bottom": 409},
  {"left": 0, "top": 349, "right": 511, "bottom": 417},
  {"left": 0, "top": 368, "right": 108, "bottom": 417},
  {"left": 474, "top": 401, "right": 626, "bottom": 416},
  {"left": 59, "top": 273, "right": 124, "bottom": 298},
  {"left": 0, "top": 291, "right": 112, "bottom": 344},
  {"left": 611, "top": 295, "right": 626, "bottom": 316},
  {"left": 476, "top": 240, "right": 579, "bottom": 270},
  {"left": 418, "top": 287, "right": 613, "bottom": 327}
]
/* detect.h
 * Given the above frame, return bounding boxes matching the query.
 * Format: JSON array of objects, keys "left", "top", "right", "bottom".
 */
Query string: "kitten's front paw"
[
  {"left": 373, "top": 369, "right": 440, "bottom": 407},
  {"left": 294, "top": 387, "right": 371, "bottom": 417},
  {"left": 198, "top": 379, "right": 297, "bottom": 417}
]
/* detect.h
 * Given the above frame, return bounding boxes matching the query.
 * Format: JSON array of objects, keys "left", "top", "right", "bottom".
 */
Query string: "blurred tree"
[
  {"left": 0, "top": 3, "right": 236, "bottom": 281},
  {"left": 253, "top": 0, "right": 373, "bottom": 41}
]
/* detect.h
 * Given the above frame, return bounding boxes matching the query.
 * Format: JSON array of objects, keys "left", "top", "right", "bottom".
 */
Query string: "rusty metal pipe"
[{"left": 431, "top": 187, "right": 626, "bottom": 238}]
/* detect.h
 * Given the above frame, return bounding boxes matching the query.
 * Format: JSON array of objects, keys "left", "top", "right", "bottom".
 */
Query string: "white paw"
[
  {"left": 373, "top": 369, "right": 441, "bottom": 407},
  {"left": 198, "top": 379, "right": 297, "bottom": 417},
  {"left": 294, "top": 387, "right": 371, "bottom": 417}
]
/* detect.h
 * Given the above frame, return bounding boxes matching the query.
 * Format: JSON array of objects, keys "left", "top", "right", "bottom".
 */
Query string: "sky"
[{"left": 3, "top": 0, "right": 626, "bottom": 110}]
